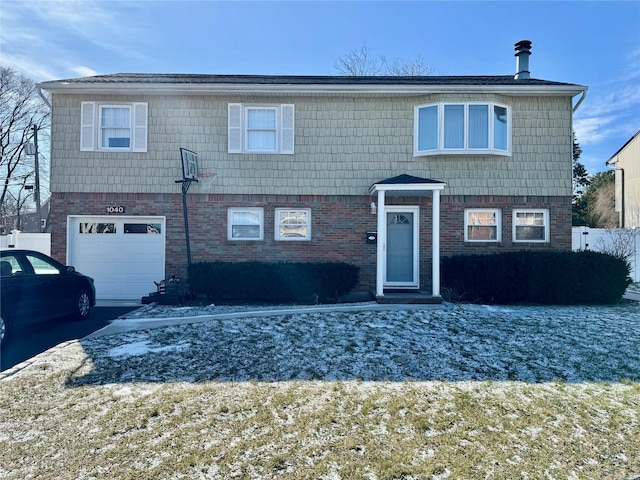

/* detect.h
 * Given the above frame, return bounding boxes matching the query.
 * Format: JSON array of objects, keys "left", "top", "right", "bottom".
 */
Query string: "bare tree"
[
  {"left": 335, "top": 44, "right": 382, "bottom": 76},
  {"left": 594, "top": 228, "right": 639, "bottom": 265},
  {"left": 0, "top": 172, "right": 33, "bottom": 232},
  {"left": 0, "top": 66, "right": 50, "bottom": 230},
  {"left": 335, "top": 44, "right": 441, "bottom": 76}
]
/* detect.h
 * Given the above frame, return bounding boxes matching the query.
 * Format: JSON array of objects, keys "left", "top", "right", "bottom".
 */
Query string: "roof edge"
[
  {"left": 38, "top": 81, "right": 587, "bottom": 97},
  {"left": 606, "top": 129, "right": 640, "bottom": 165},
  {"left": 37, "top": 74, "right": 587, "bottom": 97}
]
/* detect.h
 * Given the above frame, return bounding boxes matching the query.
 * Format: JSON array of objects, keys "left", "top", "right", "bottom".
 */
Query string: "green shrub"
[
  {"left": 188, "top": 261, "right": 359, "bottom": 303},
  {"left": 441, "top": 251, "right": 631, "bottom": 305}
]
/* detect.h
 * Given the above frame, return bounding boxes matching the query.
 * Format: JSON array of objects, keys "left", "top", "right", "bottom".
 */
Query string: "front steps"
[{"left": 375, "top": 290, "right": 442, "bottom": 304}]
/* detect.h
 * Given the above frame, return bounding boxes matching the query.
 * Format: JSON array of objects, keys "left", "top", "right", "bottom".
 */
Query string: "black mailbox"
[{"left": 366, "top": 231, "right": 377, "bottom": 244}]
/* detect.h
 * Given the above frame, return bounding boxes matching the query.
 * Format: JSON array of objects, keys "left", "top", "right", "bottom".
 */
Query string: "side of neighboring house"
[
  {"left": 38, "top": 41, "right": 587, "bottom": 301},
  {"left": 606, "top": 130, "right": 640, "bottom": 228}
]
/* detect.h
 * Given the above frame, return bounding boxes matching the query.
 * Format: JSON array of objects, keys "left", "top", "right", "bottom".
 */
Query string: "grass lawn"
[{"left": 1, "top": 303, "right": 639, "bottom": 479}]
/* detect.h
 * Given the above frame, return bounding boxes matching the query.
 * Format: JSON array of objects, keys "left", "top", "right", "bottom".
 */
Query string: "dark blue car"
[{"left": 0, "top": 249, "right": 96, "bottom": 345}]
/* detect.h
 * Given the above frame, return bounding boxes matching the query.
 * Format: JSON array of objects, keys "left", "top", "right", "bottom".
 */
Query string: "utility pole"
[
  {"left": 32, "top": 125, "right": 42, "bottom": 232},
  {"left": 25, "top": 125, "right": 42, "bottom": 232}
]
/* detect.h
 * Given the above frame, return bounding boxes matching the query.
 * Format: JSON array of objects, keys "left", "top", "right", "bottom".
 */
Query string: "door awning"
[
  {"left": 369, "top": 174, "right": 446, "bottom": 197},
  {"left": 370, "top": 174, "right": 446, "bottom": 298}
]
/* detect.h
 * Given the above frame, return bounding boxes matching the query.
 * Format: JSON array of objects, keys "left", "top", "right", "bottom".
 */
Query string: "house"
[
  {"left": 1, "top": 199, "right": 50, "bottom": 235},
  {"left": 606, "top": 130, "right": 640, "bottom": 228},
  {"left": 37, "top": 40, "right": 587, "bottom": 302}
]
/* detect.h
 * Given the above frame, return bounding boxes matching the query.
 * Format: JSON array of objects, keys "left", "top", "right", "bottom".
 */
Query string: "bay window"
[{"left": 415, "top": 102, "right": 510, "bottom": 156}]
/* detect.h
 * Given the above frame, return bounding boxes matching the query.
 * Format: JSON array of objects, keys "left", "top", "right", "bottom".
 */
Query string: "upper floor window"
[
  {"left": 414, "top": 102, "right": 510, "bottom": 156},
  {"left": 465, "top": 209, "right": 501, "bottom": 242},
  {"left": 81, "top": 102, "right": 148, "bottom": 152},
  {"left": 100, "top": 106, "right": 130, "bottom": 148},
  {"left": 228, "top": 103, "right": 294, "bottom": 154},
  {"left": 513, "top": 209, "right": 549, "bottom": 243}
]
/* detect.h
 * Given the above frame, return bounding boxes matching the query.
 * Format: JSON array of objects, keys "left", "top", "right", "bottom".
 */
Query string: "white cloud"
[
  {"left": 0, "top": 0, "right": 149, "bottom": 80},
  {"left": 574, "top": 64, "right": 640, "bottom": 155},
  {"left": 618, "top": 47, "right": 640, "bottom": 83},
  {"left": 574, "top": 116, "right": 617, "bottom": 146},
  {"left": 16, "top": 0, "right": 147, "bottom": 55},
  {"left": 71, "top": 66, "right": 99, "bottom": 77},
  {"left": 0, "top": 52, "right": 59, "bottom": 81},
  {"left": 580, "top": 84, "right": 640, "bottom": 119}
]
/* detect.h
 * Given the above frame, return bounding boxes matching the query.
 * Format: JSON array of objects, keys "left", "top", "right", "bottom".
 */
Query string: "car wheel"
[
  {"left": 74, "top": 290, "right": 92, "bottom": 321},
  {"left": 0, "top": 314, "right": 9, "bottom": 346}
]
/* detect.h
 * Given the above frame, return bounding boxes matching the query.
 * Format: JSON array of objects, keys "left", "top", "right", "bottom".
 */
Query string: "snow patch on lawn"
[{"left": 107, "top": 339, "right": 190, "bottom": 359}]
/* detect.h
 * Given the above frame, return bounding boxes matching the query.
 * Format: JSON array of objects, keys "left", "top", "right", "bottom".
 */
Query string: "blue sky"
[{"left": 1, "top": 0, "right": 638, "bottom": 174}]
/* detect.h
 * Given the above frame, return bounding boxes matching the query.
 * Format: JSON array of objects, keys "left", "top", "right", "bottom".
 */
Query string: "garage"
[{"left": 67, "top": 216, "right": 166, "bottom": 300}]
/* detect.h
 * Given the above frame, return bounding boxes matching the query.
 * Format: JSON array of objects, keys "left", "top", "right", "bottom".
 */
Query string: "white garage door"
[{"left": 68, "top": 216, "right": 166, "bottom": 300}]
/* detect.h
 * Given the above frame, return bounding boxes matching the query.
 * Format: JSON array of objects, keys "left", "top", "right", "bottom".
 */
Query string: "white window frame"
[
  {"left": 414, "top": 102, "right": 511, "bottom": 157},
  {"left": 275, "top": 208, "right": 311, "bottom": 241},
  {"left": 99, "top": 104, "right": 132, "bottom": 150},
  {"left": 513, "top": 209, "right": 550, "bottom": 243},
  {"left": 80, "top": 101, "right": 148, "bottom": 152},
  {"left": 464, "top": 209, "right": 502, "bottom": 242},
  {"left": 245, "top": 106, "right": 278, "bottom": 153},
  {"left": 228, "top": 103, "right": 294, "bottom": 154},
  {"left": 227, "top": 208, "right": 264, "bottom": 241}
]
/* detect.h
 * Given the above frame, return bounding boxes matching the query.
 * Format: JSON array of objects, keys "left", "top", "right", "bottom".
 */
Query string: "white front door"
[
  {"left": 385, "top": 207, "right": 419, "bottom": 288},
  {"left": 67, "top": 216, "right": 166, "bottom": 300}
]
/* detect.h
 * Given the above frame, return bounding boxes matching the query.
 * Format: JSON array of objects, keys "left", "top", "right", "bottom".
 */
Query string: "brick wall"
[{"left": 51, "top": 192, "right": 571, "bottom": 293}]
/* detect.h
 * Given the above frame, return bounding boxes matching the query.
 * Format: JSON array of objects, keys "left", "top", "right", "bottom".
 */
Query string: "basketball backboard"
[{"left": 180, "top": 148, "right": 199, "bottom": 181}]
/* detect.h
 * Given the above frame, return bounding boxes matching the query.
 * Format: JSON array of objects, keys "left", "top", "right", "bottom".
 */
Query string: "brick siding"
[{"left": 51, "top": 192, "right": 571, "bottom": 293}]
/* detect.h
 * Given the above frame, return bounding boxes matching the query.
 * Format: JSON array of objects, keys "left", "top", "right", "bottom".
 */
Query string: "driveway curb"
[
  {"left": 85, "top": 302, "right": 444, "bottom": 339},
  {"left": 0, "top": 340, "right": 77, "bottom": 381}
]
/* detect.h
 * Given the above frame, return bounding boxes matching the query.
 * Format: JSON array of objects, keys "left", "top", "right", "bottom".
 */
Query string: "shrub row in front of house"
[
  {"left": 441, "top": 251, "right": 631, "bottom": 305},
  {"left": 188, "top": 261, "right": 359, "bottom": 303}
]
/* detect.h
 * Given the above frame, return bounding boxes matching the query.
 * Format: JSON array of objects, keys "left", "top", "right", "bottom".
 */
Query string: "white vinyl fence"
[
  {"left": 0, "top": 230, "right": 51, "bottom": 256},
  {"left": 572, "top": 227, "right": 640, "bottom": 282}
]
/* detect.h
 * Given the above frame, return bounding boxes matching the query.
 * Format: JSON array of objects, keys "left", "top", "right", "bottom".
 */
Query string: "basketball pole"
[
  {"left": 177, "top": 148, "right": 200, "bottom": 274},
  {"left": 175, "top": 177, "right": 196, "bottom": 268}
]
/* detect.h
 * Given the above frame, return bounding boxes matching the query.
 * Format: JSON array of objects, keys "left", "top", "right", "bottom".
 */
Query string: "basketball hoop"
[
  {"left": 198, "top": 172, "right": 218, "bottom": 186},
  {"left": 179, "top": 148, "right": 198, "bottom": 182}
]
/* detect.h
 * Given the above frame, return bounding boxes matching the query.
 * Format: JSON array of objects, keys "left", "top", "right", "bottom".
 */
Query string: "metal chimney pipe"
[{"left": 514, "top": 40, "right": 532, "bottom": 79}]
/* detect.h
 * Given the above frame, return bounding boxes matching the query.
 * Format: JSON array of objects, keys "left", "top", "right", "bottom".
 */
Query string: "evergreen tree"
[{"left": 571, "top": 133, "right": 590, "bottom": 225}]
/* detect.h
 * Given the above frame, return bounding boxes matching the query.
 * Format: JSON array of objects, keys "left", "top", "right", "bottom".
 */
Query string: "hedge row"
[
  {"left": 188, "top": 261, "right": 359, "bottom": 303},
  {"left": 441, "top": 251, "right": 631, "bottom": 305}
]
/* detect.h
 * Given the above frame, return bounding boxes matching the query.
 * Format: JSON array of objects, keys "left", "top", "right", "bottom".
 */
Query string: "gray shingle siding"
[{"left": 49, "top": 92, "right": 573, "bottom": 197}]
